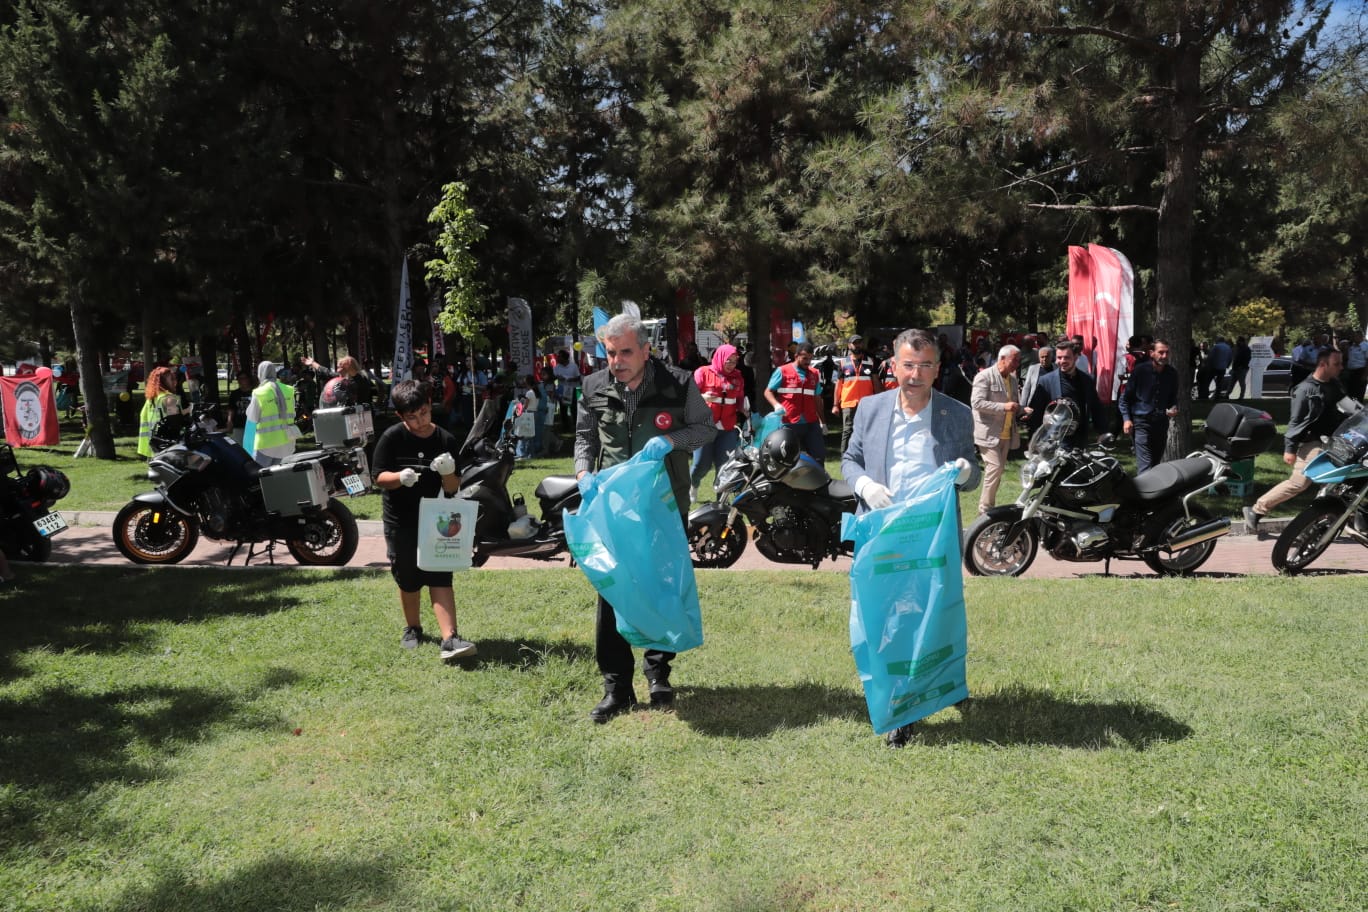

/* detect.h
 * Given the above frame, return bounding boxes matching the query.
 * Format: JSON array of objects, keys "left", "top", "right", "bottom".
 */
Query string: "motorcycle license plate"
[
  {"left": 341, "top": 473, "right": 366, "bottom": 496},
  {"left": 33, "top": 511, "right": 68, "bottom": 537}
]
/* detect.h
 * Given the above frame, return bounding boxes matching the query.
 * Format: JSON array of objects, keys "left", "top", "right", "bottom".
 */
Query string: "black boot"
[
  {"left": 589, "top": 687, "right": 638, "bottom": 724},
  {"left": 885, "top": 723, "right": 915, "bottom": 748},
  {"left": 647, "top": 676, "right": 674, "bottom": 708}
]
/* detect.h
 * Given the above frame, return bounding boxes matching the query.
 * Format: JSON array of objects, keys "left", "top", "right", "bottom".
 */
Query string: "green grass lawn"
[{"left": 1, "top": 566, "right": 1363, "bottom": 911}]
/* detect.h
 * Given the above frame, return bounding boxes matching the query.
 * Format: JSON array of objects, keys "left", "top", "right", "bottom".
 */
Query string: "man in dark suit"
[{"left": 1027, "top": 338, "right": 1107, "bottom": 448}]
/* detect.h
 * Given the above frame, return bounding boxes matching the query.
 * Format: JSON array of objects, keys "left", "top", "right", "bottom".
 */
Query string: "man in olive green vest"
[{"left": 575, "top": 313, "right": 716, "bottom": 723}]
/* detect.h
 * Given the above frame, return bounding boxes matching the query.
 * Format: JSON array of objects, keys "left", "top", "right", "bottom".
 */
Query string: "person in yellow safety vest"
[
  {"left": 136, "top": 366, "right": 182, "bottom": 458},
  {"left": 245, "top": 360, "right": 300, "bottom": 466},
  {"left": 832, "top": 334, "right": 877, "bottom": 454}
]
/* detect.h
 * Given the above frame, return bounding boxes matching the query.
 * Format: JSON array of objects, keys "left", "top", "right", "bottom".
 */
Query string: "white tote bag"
[{"left": 416, "top": 494, "right": 479, "bottom": 571}]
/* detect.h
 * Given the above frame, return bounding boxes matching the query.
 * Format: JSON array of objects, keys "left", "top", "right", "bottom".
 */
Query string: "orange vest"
[
  {"left": 695, "top": 366, "right": 744, "bottom": 431},
  {"left": 776, "top": 362, "right": 821, "bottom": 424},
  {"left": 834, "top": 356, "right": 876, "bottom": 408}
]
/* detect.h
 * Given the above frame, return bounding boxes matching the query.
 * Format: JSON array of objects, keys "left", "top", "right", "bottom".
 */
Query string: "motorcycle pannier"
[
  {"left": 1203, "top": 403, "right": 1278, "bottom": 460},
  {"left": 313, "top": 405, "right": 373, "bottom": 448},
  {"left": 259, "top": 460, "right": 329, "bottom": 515}
]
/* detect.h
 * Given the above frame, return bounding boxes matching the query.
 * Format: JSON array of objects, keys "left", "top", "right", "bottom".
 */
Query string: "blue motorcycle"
[{"left": 1271, "top": 403, "right": 1368, "bottom": 574}]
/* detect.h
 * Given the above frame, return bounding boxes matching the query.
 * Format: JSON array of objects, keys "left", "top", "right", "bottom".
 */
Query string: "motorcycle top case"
[
  {"left": 313, "top": 404, "right": 373, "bottom": 448},
  {"left": 1203, "top": 402, "right": 1278, "bottom": 460},
  {"left": 258, "top": 459, "right": 329, "bottom": 515}
]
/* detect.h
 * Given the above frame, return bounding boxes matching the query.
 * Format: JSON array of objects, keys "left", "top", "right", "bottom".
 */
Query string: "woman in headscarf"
[
  {"left": 688, "top": 343, "right": 747, "bottom": 503},
  {"left": 245, "top": 360, "right": 299, "bottom": 466},
  {"left": 136, "top": 366, "right": 182, "bottom": 458}
]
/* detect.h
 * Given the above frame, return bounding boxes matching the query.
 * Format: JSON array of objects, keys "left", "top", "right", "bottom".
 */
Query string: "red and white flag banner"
[
  {"left": 1067, "top": 245, "right": 1135, "bottom": 405},
  {"left": 0, "top": 371, "right": 60, "bottom": 446}
]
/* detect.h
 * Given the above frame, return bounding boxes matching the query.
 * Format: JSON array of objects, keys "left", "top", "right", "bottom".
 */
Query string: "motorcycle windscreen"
[
  {"left": 1029, "top": 400, "right": 1078, "bottom": 456},
  {"left": 1323, "top": 409, "right": 1368, "bottom": 469},
  {"left": 841, "top": 463, "right": 968, "bottom": 735},
  {"left": 459, "top": 399, "right": 503, "bottom": 458}
]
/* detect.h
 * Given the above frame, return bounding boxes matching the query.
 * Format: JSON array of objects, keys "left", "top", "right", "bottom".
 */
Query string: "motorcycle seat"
[
  {"left": 535, "top": 474, "right": 579, "bottom": 501},
  {"left": 1121, "top": 457, "right": 1214, "bottom": 501},
  {"left": 827, "top": 479, "right": 854, "bottom": 500}
]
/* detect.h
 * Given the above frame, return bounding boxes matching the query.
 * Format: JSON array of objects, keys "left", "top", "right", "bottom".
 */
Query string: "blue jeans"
[
  {"left": 794, "top": 421, "right": 826, "bottom": 461},
  {"left": 690, "top": 427, "right": 740, "bottom": 489},
  {"left": 1132, "top": 414, "right": 1169, "bottom": 474}
]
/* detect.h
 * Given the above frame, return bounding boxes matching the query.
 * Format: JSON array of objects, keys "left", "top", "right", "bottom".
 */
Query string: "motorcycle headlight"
[{"left": 1020, "top": 458, "right": 1039, "bottom": 488}]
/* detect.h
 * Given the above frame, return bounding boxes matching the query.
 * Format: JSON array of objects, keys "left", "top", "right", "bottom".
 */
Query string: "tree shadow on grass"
[
  {"left": 0, "top": 566, "right": 315, "bottom": 679},
  {"left": 678, "top": 683, "right": 1192, "bottom": 750},
  {"left": 101, "top": 854, "right": 400, "bottom": 912},
  {"left": 916, "top": 685, "right": 1192, "bottom": 751}
]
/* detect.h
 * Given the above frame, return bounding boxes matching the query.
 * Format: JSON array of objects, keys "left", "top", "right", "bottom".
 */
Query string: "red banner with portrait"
[{"left": 0, "top": 372, "right": 61, "bottom": 446}]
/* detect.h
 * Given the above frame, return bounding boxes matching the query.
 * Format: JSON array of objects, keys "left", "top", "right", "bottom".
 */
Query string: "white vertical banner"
[
  {"left": 392, "top": 259, "right": 414, "bottom": 386},
  {"left": 508, "top": 297, "right": 534, "bottom": 378}
]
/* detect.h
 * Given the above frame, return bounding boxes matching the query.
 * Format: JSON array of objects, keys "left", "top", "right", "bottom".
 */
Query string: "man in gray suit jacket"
[
  {"left": 840, "top": 328, "right": 980, "bottom": 749},
  {"left": 971, "top": 345, "right": 1022, "bottom": 515},
  {"left": 842, "top": 329, "right": 981, "bottom": 513}
]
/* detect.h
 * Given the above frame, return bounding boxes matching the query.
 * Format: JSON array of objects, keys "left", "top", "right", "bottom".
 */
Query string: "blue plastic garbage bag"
[
  {"left": 563, "top": 436, "right": 703, "bottom": 652},
  {"left": 751, "top": 411, "right": 784, "bottom": 447},
  {"left": 841, "top": 463, "right": 968, "bottom": 734}
]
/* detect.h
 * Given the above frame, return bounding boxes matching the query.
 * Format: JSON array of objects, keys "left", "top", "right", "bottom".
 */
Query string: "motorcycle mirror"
[{"left": 1337, "top": 396, "right": 1364, "bottom": 415}]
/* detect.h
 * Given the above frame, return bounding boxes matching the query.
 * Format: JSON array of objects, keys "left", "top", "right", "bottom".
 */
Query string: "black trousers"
[{"left": 596, "top": 596, "right": 674, "bottom": 692}]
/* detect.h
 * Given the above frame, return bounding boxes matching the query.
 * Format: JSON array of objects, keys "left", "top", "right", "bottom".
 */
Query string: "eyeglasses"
[{"left": 898, "top": 361, "right": 937, "bottom": 372}]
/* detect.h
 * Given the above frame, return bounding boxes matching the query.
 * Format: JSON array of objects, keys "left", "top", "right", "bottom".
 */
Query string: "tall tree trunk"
[
  {"left": 70, "top": 288, "right": 115, "bottom": 459},
  {"left": 141, "top": 300, "right": 155, "bottom": 378},
  {"left": 1156, "top": 36, "right": 1203, "bottom": 458},
  {"left": 746, "top": 253, "right": 775, "bottom": 413},
  {"left": 198, "top": 333, "right": 219, "bottom": 404}
]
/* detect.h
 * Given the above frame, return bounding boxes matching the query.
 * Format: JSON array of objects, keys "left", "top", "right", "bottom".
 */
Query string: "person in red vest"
[
  {"left": 689, "top": 343, "right": 748, "bottom": 502},
  {"left": 832, "top": 334, "right": 877, "bottom": 454},
  {"left": 764, "top": 341, "right": 826, "bottom": 459}
]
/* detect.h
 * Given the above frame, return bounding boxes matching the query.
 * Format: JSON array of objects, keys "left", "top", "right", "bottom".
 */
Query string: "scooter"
[
  {"left": 1270, "top": 400, "right": 1368, "bottom": 574},
  {"left": 457, "top": 401, "right": 581, "bottom": 567},
  {"left": 0, "top": 444, "right": 70, "bottom": 563}
]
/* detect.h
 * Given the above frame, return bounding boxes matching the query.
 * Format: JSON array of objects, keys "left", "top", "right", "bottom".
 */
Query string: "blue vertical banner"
[
  {"left": 592, "top": 307, "right": 610, "bottom": 359},
  {"left": 841, "top": 464, "right": 968, "bottom": 734}
]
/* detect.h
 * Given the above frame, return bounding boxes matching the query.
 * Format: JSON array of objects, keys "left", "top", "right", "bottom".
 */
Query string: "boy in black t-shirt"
[{"left": 372, "top": 379, "right": 476, "bottom": 661}]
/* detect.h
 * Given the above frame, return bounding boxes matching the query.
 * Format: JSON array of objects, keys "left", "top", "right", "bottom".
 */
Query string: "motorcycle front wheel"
[
  {"left": 687, "top": 512, "right": 749, "bottom": 569},
  {"left": 1142, "top": 503, "right": 1218, "bottom": 576},
  {"left": 285, "top": 498, "right": 359, "bottom": 566},
  {"left": 1270, "top": 502, "right": 1342, "bottom": 575},
  {"left": 963, "top": 511, "right": 1039, "bottom": 577},
  {"left": 112, "top": 501, "right": 200, "bottom": 564}
]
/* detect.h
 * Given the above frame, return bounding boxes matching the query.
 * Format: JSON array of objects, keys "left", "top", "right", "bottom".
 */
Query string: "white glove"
[
  {"left": 398, "top": 468, "right": 420, "bottom": 487},
  {"left": 863, "top": 481, "right": 893, "bottom": 511},
  {"left": 429, "top": 452, "right": 457, "bottom": 476},
  {"left": 954, "top": 457, "right": 973, "bottom": 485}
]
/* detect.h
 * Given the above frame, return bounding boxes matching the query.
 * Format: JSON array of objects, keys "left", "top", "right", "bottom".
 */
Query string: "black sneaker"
[
  {"left": 589, "top": 690, "right": 638, "bottom": 723},
  {"left": 439, "top": 635, "right": 477, "bottom": 660},
  {"left": 647, "top": 677, "right": 675, "bottom": 708},
  {"left": 400, "top": 625, "right": 423, "bottom": 649}
]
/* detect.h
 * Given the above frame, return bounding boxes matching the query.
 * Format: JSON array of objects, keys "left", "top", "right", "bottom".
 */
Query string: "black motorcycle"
[
  {"left": 687, "top": 424, "right": 857, "bottom": 569},
  {"left": 963, "top": 400, "right": 1276, "bottom": 577},
  {"left": 112, "top": 404, "right": 360, "bottom": 566},
  {"left": 455, "top": 401, "right": 581, "bottom": 567},
  {"left": 0, "top": 443, "right": 71, "bottom": 563}
]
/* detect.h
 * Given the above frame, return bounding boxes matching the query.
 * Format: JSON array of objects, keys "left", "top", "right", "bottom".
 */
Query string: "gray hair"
[
  {"left": 997, "top": 344, "right": 1020, "bottom": 360},
  {"left": 892, "top": 328, "right": 939, "bottom": 361},
  {"left": 598, "top": 313, "right": 649, "bottom": 347}
]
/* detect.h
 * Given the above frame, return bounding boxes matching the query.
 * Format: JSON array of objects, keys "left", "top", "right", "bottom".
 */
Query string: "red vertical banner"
[
  {"left": 1066, "top": 245, "right": 1097, "bottom": 367},
  {"left": 0, "top": 371, "right": 60, "bottom": 445},
  {"left": 769, "top": 307, "right": 791, "bottom": 365},
  {"left": 675, "top": 287, "right": 695, "bottom": 362}
]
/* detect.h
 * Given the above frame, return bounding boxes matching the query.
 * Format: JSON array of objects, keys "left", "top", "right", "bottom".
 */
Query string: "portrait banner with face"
[{"left": 0, "top": 373, "right": 60, "bottom": 446}]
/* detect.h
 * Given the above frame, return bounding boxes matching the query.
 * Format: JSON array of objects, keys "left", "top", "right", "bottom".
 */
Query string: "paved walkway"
[{"left": 33, "top": 510, "right": 1367, "bottom": 578}]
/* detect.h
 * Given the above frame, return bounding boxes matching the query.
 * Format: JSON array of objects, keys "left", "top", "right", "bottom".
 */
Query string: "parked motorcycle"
[
  {"left": 112, "top": 403, "right": 360, "bottom": 565},
  {"left": 455, "top": 401, "right": 581, "bottom": 567},
  {"left": 687, "top": 424, "right": 857, "bottom": 569},
  {"left": 1271, "top": 401, "right": 1368, "bottom": 574},
  {"left": 0, "top": 444, "right": 71, "bottom": 563},
  {"left": 963, "top": 400, "right": 1276, "bottom": 577}
]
